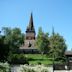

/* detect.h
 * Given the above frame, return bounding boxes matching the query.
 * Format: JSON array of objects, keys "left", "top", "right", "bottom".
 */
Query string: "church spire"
[
  {"left": 26, "top": 13, "right": 35, "bottom": 32},
  {"left": 52, "top": 26, "right": 55, "bottom": 36}
]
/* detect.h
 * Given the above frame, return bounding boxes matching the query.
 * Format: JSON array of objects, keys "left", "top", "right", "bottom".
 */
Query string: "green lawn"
[{"left": 25, "top": 54, "right": 53, "bottom": 65}]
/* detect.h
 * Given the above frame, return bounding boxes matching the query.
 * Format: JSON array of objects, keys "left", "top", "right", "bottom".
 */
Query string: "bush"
[
  {"left": 38, "top": 62, "right": 41, "bottom": 65},
  {"left": 20, "top": 65, "right": 49, "bottom": 72},
  {"left": 0, "top": 62, "right": 10, "bottom": 72},
  {"left": 8, "top": 54, "right": 29, "bottom": 64},
  {"left": 55, "top": 57, "right": 66, "bottom": 63},
  {"left": 21, "top": 66, "right": 35, "bottom": 72}
]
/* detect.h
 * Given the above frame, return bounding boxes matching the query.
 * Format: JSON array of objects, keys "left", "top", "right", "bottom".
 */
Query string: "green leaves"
[
  {"left": 0, "top": 62, "right": 10, "bottom": 72},
  {"left": 36, "top": 27, "right": 67, "bottom": 61},
  {"left": 36, "top": 27, "right": 50, "bottom": 54},
  {"left": 49, "top": 33, "right": 67, "bottom": 59},
  {"left": 0, "top": 27, "right": 24, "bottom": 62},
  {"left": 2, "top": 27, "right": 24, "bottom": 48}
]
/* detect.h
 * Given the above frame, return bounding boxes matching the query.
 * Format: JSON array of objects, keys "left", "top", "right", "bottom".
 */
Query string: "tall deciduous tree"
[
  {"left": 0, "top": 35, "right": 9, "bottom": 61},
  {"left": 36, "top": 27, "right": 50, "bottom": 54},
  {"left": 0, "top": 27, "right": 24, "bottom": 62},
  {"left": 49, "top": 29, "right": 67, "bottom": 60},
  {"left": 2, "top": 27, "right": 24, "bottom": 53}
]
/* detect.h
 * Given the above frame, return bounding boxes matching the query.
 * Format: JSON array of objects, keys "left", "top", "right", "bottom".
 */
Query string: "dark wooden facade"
[
  {"left": 25, "top": 13, "right": 35, "bottom": 40},
  {"left": 65, "top": 51, "right": 72, "bottom": 70},
  {"left": 20, "top": 13, "right": 36, "bottom": 49}
]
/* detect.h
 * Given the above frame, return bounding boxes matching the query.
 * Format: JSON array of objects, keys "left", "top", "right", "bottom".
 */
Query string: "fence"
[{"left": 53, "top": 63, "right": 72, "bottom": 70}]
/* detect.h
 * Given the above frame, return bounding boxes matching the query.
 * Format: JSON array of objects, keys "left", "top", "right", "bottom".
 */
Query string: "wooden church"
[
  {"left": 20, "top": 13, "right": 39, "bottom": 53},
  {"left": 24, "top": 13, "right": 36, "bottom": 48}
]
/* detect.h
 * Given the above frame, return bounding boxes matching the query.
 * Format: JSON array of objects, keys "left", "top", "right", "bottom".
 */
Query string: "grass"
[{"left": 25, "top": 54, "right": 53, "bottom": 65}]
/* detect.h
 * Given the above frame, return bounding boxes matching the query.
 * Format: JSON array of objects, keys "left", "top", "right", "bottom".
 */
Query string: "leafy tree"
[
  {"left": 0, "top": 35, "right": 9, "bottom": 62},
  {"left": 0, "top": 27, "right": 24, "bottom": 62},
  {"left": 49, "top": 29, "right": 67, "bottom": 60},
  {"left": 36, "top": 27, "right": 50, "bottom": 54},
  {"left": 2, "top": 27, "right": 24, "bottom": 53}
]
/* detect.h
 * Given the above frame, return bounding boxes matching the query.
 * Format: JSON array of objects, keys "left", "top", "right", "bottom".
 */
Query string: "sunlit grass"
[{"left": 25, "top": 54, "right": 53, "bottom": 65}]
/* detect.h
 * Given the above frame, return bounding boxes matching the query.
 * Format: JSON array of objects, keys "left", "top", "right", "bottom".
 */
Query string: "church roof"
[
  {"left": 26, "top": 13, "right": 35, "bottom": 32},
  {"left": 65, "top": 51, "right": 72, "bottom": 55}
]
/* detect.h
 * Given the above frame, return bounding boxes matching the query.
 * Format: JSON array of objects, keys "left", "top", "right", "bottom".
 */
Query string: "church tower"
[
  {"left": 26, "top": 13, "right": 36, "bottom": 40},
  {"left": 22, "top": 13, "right": 36, "bottom": 49}
]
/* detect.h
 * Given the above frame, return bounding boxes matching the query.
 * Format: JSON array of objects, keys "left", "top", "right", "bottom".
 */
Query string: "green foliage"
[
  {"left": 36, "top": 27, "right": 67, "bottom": 62},
  {"left": 36, "top": 27, "right": 50, "bottom": 54},
  {"left": 8, "top": 54, "right": 28, "bottom": 64},
  {"left": 0, "top": 27, "right": 24, "bottom": 62},
  {"left": 2, "top": 27, "right": 24, "bottom": 50},
  {"left": 20, "top": 65, "right": 49, "bottom": 72},
  {"left": 0, "top": 62, "right": 10, "bottom": 72},
  {"left": 41, "top": 69, "right": 48, "bottom": 72},
  {"left": 0, "top": 26, "right": 67, "bottom": 64},
  {"left": 0, "top": 35, "right": 9, "bottom": 62},
  {"left": 49, "top": 33, "right": 67, "bottom": 60},
  {"left": 21, "top": 66, "right": 35, "bottom": 72}
]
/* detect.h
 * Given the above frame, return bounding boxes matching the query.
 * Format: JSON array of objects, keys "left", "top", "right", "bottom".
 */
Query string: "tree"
[
  {"left": 49, "top": 30, "right": 67, "bottom": 60},
  {"left": 36, "top": 27, "right": 50, "bottom": 54},
  {"left": 0, "top": 35, "right": 9, "bottom": 62},
  {"left": 2, "top": 27, "right": 24, "bottom": 53},
  {"left": 0, "top": 27, "right": 24, "bottom": 62}
]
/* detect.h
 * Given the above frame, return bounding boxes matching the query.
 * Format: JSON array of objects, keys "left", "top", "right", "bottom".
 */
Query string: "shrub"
[
  {"left": 21, "top": 66, "right": 35, "bottom": 72},
  {"left": 38, "top": 62, "right": 41, "bottom": 65},
  {"left": 8, "top": 54, "right": 29, "bottom": 64},
  {"left": 20, "top": 65, "right": 49, "bottom": 72},
  {"left": 0, "top": 62, "right": 10, "bottom": 72}
]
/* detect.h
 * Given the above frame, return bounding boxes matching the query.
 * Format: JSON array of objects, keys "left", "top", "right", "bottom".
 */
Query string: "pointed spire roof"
[
  {"left": 52, "top": 26, "right": 55, "bottom": 36},
  {"left": 26, "top": 13, "right": 35, "bottom": 32}
]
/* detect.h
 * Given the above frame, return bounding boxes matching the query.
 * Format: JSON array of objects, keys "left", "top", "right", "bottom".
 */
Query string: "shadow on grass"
[{"left": 28, "top": 58, "right": 53, "bottom": 61}]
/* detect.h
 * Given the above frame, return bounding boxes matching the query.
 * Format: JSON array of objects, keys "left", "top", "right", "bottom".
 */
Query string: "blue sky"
[{"left": 0, "top": 0, "right": 72, "bottom": 50}]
